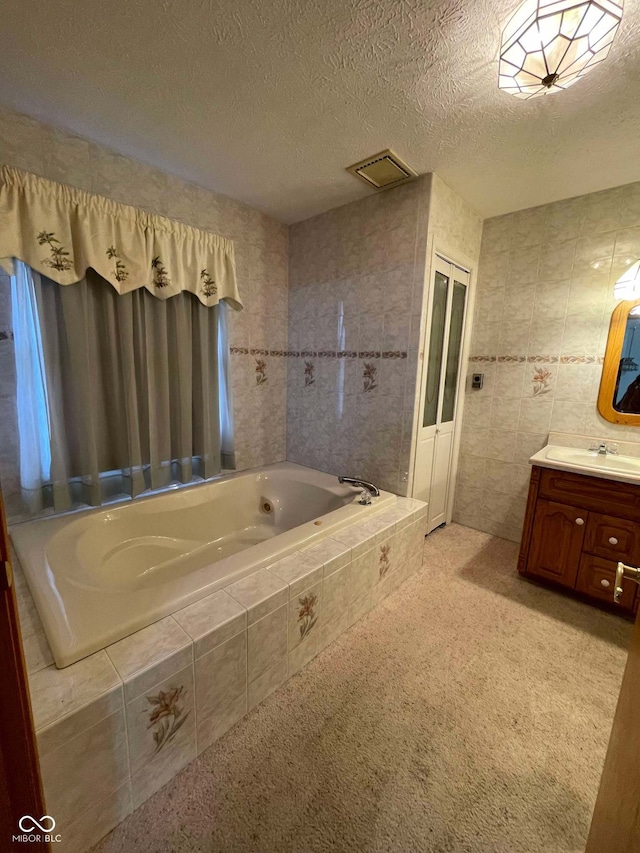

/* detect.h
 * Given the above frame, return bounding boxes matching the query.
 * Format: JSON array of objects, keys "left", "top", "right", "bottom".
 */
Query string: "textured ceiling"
[{"left": 1, "top": 0, "right": 640, "bottom": 223}]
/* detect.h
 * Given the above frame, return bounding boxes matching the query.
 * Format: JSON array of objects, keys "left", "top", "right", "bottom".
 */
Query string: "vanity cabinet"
[{"left": 519, "top": 466, "right": 640, "bottom": 615}]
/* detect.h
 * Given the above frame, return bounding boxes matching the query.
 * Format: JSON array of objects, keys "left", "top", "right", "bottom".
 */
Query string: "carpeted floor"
[{"left": 93, "top": 524, "right": 631, "bottom": 853}]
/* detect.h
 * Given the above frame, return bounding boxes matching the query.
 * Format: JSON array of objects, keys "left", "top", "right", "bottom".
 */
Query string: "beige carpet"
[{"left": 93, "top": 524, "right": 631, "bottom": 853}]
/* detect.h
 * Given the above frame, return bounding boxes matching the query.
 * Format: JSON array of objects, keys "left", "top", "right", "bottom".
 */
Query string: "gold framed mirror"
[{"left": 598, "top": 298, "right": 640, "bottom": 425}]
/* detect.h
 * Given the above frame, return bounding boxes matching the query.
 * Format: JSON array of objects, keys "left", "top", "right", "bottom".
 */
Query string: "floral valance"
[{"left": 0, "top": 166, "right": 242, "bottom": 309}]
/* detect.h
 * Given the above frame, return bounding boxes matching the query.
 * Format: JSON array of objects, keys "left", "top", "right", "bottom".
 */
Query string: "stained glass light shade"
[
  {"left": 499, "top": 0, "right": 624, "bottom": 99},
  {"left": 614, "top": 260, "right": 640, "bottom": 300}
]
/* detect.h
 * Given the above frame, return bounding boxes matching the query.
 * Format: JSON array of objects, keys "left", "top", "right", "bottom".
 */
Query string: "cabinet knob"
[
  {"left": 575, "top": 517, "right": 584, "bottom": 526},
  {"left": 609, "top": 537, "right": 619, "bottom": 545},
  {"left": 600, "top": 579, "right": 611, "bottom": 588}
]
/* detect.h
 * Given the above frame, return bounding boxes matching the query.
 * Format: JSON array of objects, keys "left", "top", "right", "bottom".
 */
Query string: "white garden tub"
[{"left": 11, "top": 462, "right": 394, "bottom": 668}]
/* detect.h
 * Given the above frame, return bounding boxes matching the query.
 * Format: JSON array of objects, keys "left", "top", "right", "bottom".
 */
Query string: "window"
[{"left": 11, "top": 261, "right": 234, "bottom": 514}]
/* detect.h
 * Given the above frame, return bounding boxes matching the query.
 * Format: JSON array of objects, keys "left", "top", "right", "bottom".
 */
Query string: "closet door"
[
  {"left": 412, "top": 256, "right": 469, "bottom": 533},
  {"left": 412, "top": 257, "right": 451, "bottom": 511},
  {"left": 429, "top": 270, "right": 468, "bottom": 530}
]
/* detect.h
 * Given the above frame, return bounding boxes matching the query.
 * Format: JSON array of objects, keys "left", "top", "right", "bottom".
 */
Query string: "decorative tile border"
[
  {"left": 559, "top": 355, "right": 604, "bottom": 364},
  {"left": 470, "top": 354, "right": 605, "bottom": 364},
  {"left": 230, "top": 348, "right": 408, "bottom": 359}
]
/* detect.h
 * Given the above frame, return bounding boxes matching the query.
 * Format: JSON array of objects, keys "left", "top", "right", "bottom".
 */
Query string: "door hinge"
[{"left": 0, "top": 558, "right": 13, "bottom": 590}]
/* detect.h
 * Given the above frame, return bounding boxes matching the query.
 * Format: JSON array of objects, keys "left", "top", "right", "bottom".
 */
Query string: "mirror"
[{"left": 598, "top": 299, "right": 640, "bottom": 424}]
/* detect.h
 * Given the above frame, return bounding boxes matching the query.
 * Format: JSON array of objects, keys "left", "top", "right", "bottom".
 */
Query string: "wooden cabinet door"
[{"left": 527, "top": 499, "right": 587, "bottom": 588}]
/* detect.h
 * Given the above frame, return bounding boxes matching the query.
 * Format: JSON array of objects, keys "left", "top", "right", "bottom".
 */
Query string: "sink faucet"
[
  {"left": 589, "top": 442, "right": 619, "bottom": 456},
  {"left": 338, "top": 476, "right": 380, "bottom": 505}
]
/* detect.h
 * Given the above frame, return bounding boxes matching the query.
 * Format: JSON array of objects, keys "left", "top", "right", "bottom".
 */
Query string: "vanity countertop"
[{"left": 529, "top": 444, "right": 640, "bottom": 486}]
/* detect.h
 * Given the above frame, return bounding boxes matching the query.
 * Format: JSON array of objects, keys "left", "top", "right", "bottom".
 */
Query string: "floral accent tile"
[
  {"left": 199, "top": 268, "right": 217, "bottom": 298},
  {"left": 37, "top": 230, "right": 73, "bottom": 271},
  {"left": 106, "top": 246, "right": 129, "bottom": 282},
  {"left": 363, "top": 361, "right": 378, "bottom": 392},
  {"left": 532, "top": 367, "right": 552, "bottom": 396},
  {"left": 145, "top": 685, "right": 189, "bottom": 755},
  {"left": 297, "top": 592, "right": 318, "bottom": 641},
  {"left": 255, "top": 358, "right": 268, "bottom": 385},
  {"left": 379, "top": 544, "right": 391, "bottom": 578},
  {"left": 304, "top": 361, "right": 315, "bottom": 387},
  {"left": 151, "top": 256, "right": 171, "bottom": 288}
]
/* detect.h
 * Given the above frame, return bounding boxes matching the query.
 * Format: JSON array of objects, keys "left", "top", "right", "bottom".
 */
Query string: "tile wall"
[
  {"left": 426, "top": 174, "right": 485, "bottom": 267},
  {"left": 286, "top": 173, "right": 483, "bottom": 499},
  {"left": 286, "top": 177, "right": 432, "bottom": 495},
  {"left": 0, "top": 107, "right": 289, "bottom": 518},
  {"left": 455, "top": 181, "right": 640, "bottom": 542}
]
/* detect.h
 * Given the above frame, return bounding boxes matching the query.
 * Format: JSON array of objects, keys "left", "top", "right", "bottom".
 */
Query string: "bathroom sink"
[{"left": 530, "top": 445, "right": 640, "bottom": 484}]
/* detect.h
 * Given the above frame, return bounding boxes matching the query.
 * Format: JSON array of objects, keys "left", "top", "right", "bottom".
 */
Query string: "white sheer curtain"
[
  {"left": 10, "top": 261, "right": 51, "bottom": 511},
  {"left": 10, "top": 260, "right": 235, "bottom": 515}
]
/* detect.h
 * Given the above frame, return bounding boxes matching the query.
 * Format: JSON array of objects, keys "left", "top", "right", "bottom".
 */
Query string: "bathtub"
[{"left": 11, "top": 462, "right": 395, "bottom": 668}]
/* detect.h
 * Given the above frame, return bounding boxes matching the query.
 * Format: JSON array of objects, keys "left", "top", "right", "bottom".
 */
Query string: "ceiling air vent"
[{"left": 346, "top": 149, "right": 418, "bottom": 191}]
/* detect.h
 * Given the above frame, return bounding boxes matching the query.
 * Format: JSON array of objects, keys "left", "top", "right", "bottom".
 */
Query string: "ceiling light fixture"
[
  {"left": 614, "top": 260, "right": 640, "bottom": 300},
  {"left": 499, "top": 0, "right": 624, "bottom": 99}
]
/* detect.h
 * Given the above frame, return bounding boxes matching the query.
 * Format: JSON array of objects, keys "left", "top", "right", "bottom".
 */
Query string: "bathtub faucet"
[{"left": 338, "top": 476, "right": 380, "bottom": 505}]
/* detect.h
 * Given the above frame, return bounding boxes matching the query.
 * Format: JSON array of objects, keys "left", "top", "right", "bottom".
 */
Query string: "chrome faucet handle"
[
  {"left": 359, "top": 488, "right": 372, "bottom": 506},
  {"left": 607, "top": 443, "right": 619, "bottom": 455},
  {"left": 589, "top": 442, "right": 608, "bottom": 455}
]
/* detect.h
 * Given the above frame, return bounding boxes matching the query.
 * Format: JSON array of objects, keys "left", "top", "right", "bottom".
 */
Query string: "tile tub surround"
[
  {"left": 286, "top": 177, "right": 432, "bottom": 497},
  {"left": 455, "top": 181, "right": 640, "bottom": 544},
  {"left": 0, "top": 106, "right": 288, "bottom": 520},
  {"left": 18, "top": 497, "right": 427, "bottom": 852},
  {"left": 286, "top": 173, "right": 483, "bottom": 498}
]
